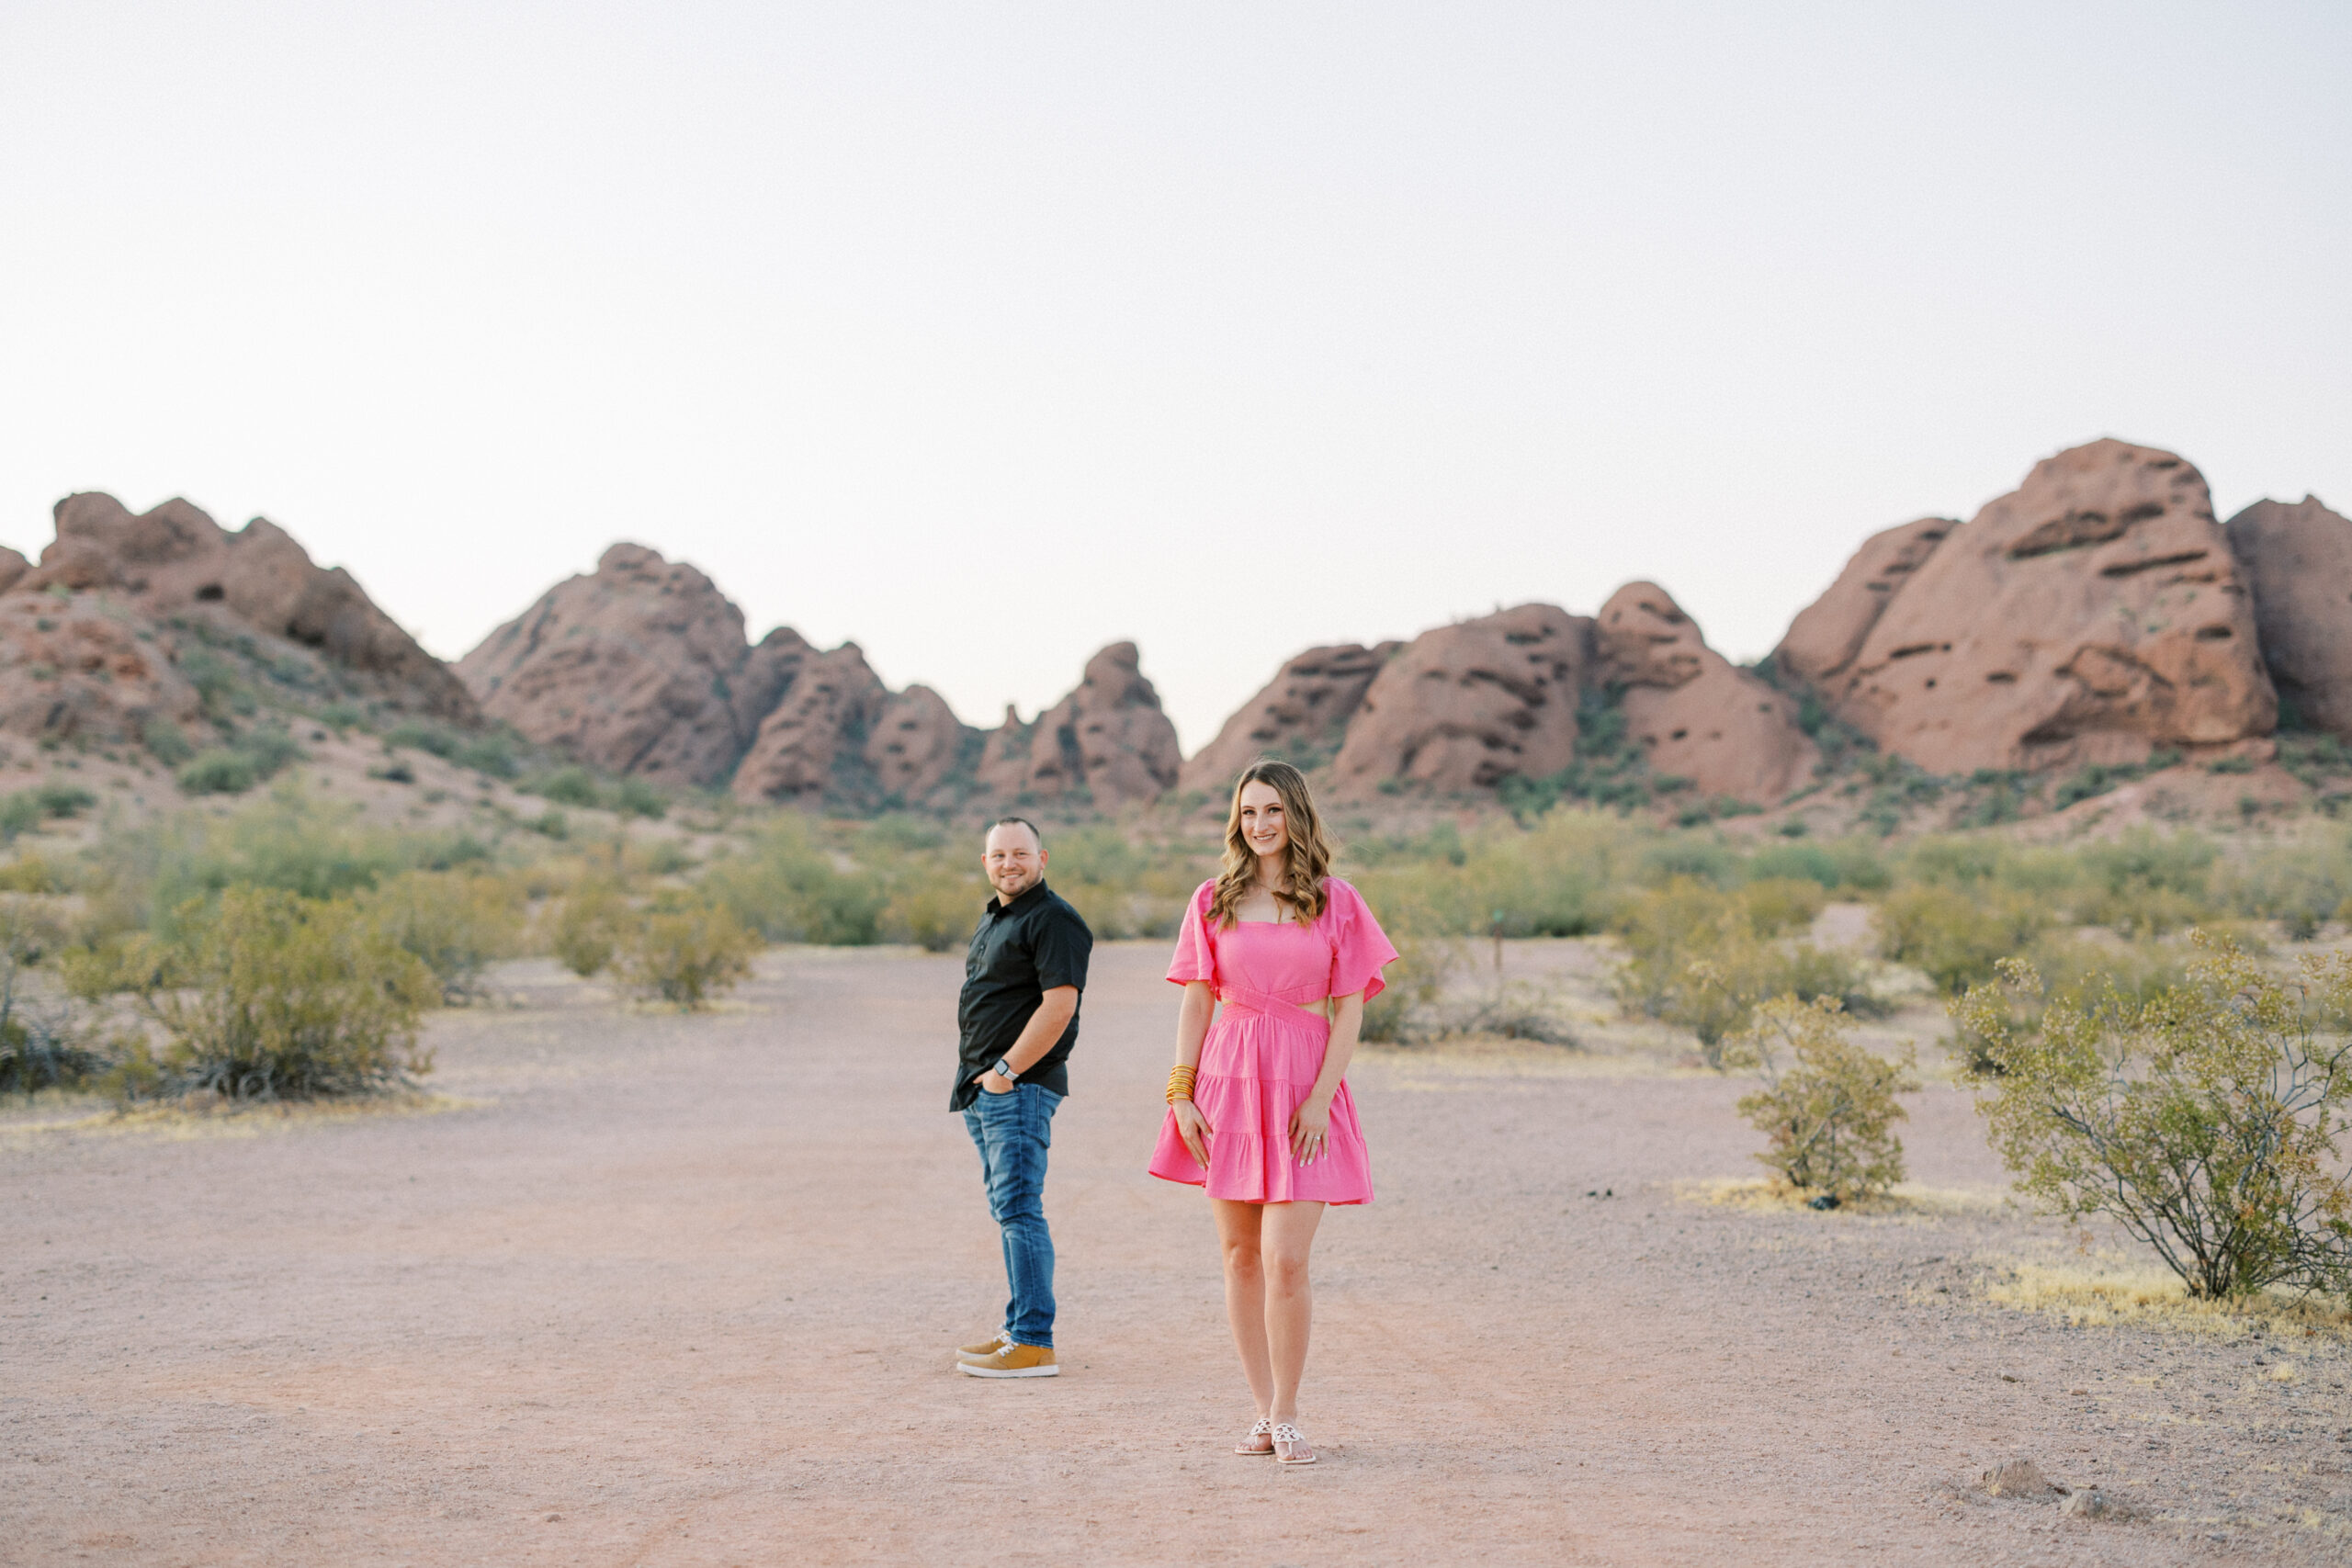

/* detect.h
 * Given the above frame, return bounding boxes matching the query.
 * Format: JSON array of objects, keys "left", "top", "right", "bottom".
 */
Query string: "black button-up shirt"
[{"left": 951, "top": 880, "right": 1092, "bottom": 1111}]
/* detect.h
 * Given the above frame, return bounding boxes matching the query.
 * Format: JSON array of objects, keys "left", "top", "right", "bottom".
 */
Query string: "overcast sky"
[{"left": 3, "top": 3, "right": 2346, "bottom": 750}]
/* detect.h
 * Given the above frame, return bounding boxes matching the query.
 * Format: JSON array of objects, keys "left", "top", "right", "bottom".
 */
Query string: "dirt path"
[{"left": 6, "top": 943, "right": 2347, "bottom": 1565}]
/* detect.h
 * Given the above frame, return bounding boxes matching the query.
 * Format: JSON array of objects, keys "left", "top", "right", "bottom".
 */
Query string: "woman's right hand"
[{"left": 1171, "top": 1097, "right": 1214, "bottom": 1165}]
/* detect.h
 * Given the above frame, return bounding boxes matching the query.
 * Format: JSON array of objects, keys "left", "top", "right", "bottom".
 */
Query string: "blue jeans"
[{"left": 962, "top": 1082, "right": 1061, "bottom": 1348}]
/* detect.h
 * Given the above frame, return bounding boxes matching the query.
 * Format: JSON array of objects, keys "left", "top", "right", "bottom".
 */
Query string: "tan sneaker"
[
  {"left": 956, "top": 1331, "right": 1012, "bottom": 1361},
  {"left": 956, "top": 1342, "right": 1058, "bottom": 1379}
]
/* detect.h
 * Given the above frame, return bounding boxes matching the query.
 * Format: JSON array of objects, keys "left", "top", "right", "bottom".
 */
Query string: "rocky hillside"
[
  {"left": 1, "top": 492, "right": 473, "bottom": 761},
  {"left": 11, "top": 436, "right": 2346, "bottom": 825},
  {"left": 457, "top": 546, "right": 1179, "bottom": 812}
]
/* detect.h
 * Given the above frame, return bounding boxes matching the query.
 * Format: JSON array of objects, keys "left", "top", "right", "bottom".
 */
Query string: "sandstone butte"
[
  {"left": 1776, "top": 439, "right": 2294, "bottom": 774},
  {"left": 9, "top": 436, "right": 2347, "bottom": 815},
  {"left": 0, "top": 492, "right": 471, "bottom": 752},
  {"left": 456, "top": 545, "right": 1179, "bottom": 812}
]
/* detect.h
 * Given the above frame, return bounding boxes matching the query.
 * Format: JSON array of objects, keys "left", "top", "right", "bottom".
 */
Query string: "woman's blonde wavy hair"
[{"left": 1208, "top": 760, "right": 1335, "bottom": 930}]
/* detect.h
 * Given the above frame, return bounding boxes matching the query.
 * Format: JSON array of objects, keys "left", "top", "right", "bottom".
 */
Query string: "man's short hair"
[{"left": 987, "top": 815, "right": 1044, "bottom": 850}]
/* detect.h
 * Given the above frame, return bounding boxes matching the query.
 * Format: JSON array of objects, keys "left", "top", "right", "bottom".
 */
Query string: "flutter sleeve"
[
  {"left": 1165, "top": 879, "right": 1219, "bottom": 987},
  {"left": 1324, "top": 877, "right": 1401, "bottom": 1003}
]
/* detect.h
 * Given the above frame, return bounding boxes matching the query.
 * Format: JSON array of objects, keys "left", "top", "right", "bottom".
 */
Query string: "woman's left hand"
[{"left": 1288, "top": 1096, "right": 1332, "bottom": 1166}]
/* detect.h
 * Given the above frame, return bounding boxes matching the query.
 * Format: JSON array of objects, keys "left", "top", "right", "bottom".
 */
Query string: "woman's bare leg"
[
  {"left": 1260, "top": 1201, "right": 1326, "bottom": 1422},
  {"left": 1210, "top": 1199, "right": 1272, "bottom": 1416}
]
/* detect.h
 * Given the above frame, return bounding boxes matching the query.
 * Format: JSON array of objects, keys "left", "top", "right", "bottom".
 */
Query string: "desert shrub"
[
  {"left": 1449, "top": 982, "right": 1577, "bottom": 1044},
  {"left": 1875, "top": 883, "right": 2050, "bottom": 995},
  {"left": 1613, "top": 879, "right": 1869, "bottom": 1061},
  {"left": 528, "top": 809, "right": 570, "bottom": 840},
  {"left": 87, "top": 886, "right": 437, "bottom": 1100},
  {"left": 883, "top": 867, "right": 984, "bottom": 952},
  {"left": 36, "top": 782, "right": 96, "bottom": 818},
  {"left": 1358, "top": 936, "right": 1460, "bottom": 1043},
  {"left": 360, "top": 870, "right": 522, "bottom": 1001},
  {"left": 616, "top": 892, "right": 761, "bottom": 1009},
  {"left": 1744, "top": 839, "right": 1889, "bottom": 892},
  {"left": 1956, "top": 934, "right": 2352, "bottom": 1301},
  {"left": 1739, "top": 876, "right": 1826, "bottom": 936},
  {"left": 141, "top": 717, "right": 195, "bottom": 765},
  {"left": 384, "top": 720, "right": 461, "bottom": 759},
  {"left": 2222, "top": 829, "right": 2352, "bottom": 940},
  {"left": 316, "top": 700, "right": 368, "bottom": 733},
  {"left": 86, "top": 795, "right": 403, "bottom": 937},
  {"left": 2075, "top": 829, "right": 2216, "bottom": 935},
  {"left": 612, "top": 777, "right": 667, "bottom": 819},
  {"left": 551, "top": 880, "right": 630, "bottom": 976},
  {"left": 535, "top": 767, "right": 603, "bottom": 808},
  {"left": 700, "top": 819, "right": 885, "bottom": 944},
  {"left": 454, "top": 732, "right": 517, "bottom": 778},
  {"left": 0, "top": 905, "right": 101, "bottom": 1094},
  {"left": 1723, "top": 994, "right": 1917, "bottom": 1202},
  {"left": 177, "top": 749, "right": 259, "bottom": 795},
  {"left": 0, "top": 855, "right": 59, "bottom": 894},
  {"left": 234, "top": 725, "right": 305, "bottom": 781},
  {"left": 0, "top": 794, "right": 42, "bottom": 841}
]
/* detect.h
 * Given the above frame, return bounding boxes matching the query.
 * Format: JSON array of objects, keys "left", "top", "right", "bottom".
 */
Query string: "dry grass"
[
  {"left": 1673, "top": 1175, "right": 2007, "bottom": 1216},
  {"left": 1984, "top": 1259, "right": 2352, "bottom": 1339},
  {"left": 0, "top": 1089, "right": 479, "bottom": 1145}
]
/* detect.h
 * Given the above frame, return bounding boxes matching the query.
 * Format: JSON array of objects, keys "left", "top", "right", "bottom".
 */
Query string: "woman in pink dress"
[{"left": 1148, "top": 760, "right": 1397, "bottom": 1466}]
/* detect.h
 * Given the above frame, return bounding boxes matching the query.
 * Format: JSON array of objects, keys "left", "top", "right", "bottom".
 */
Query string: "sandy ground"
[{"left": 6, "top": 942, "right": 2350, "bottom": 1566}]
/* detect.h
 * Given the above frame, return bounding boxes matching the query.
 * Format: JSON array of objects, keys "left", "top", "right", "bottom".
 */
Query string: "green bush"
[
  {"left": 616, "top": 893, "right": 761, "bottom": 1009},
  {"left": 536, "top": 767, "right": 603, "bottom": 808},
  {"left": 1724, "top": 994, "right": 1916, "bottom": 1202},
  {"left": 1957, "top": 935, "right": 2352, "bottom": 1301},
  {"left": 883, "top": 867, "right": 984, "bottom": 952},
  {"left": 360, "top": 870, "right": 521, "bottom": 1001},
  {"left": 177, "top": 749, "right": 258, "bottom": 795},
  {"left": 141, "top": 717, "right": 196, "bottom": 765},
  {"left": 454, "top": 733, "right": 518, "bottom": 778},
  {"left": 552, "top": 881, "right": 630, "bottom": 976},
  {"left": 1611, "top": 878, "right": 1868, "bottom": 1060},
  {"left": 0, "top": 905, "right": 101, "bottom": 1094},
  {"left": 612, "top": 777, "right": 667, "bottom": 819},
  {"left": 80, "top": 793, "right": 406, "bottom": 938},
  {"left": 700, "top": 819, "right": 886, "bottom": 944},
  {"left": 36, "top": 782, "right": 97, "bottom": 818},
  {"left": 1875, "top": 883, "right": 2049, "bottom": 995},
  {"left": 0, "top": 794, "right": 43, "bottom": 842},
  {"left": 384, "top": 720, "right": 461, "bottom": 759},
  {"left": 88, "top": 886, "right": 437, "bottom": 1100}
]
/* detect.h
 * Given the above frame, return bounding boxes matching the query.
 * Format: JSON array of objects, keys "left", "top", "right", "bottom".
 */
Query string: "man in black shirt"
[{"left": 951, "top": 816, "right": 1091, "bottom": 1379}]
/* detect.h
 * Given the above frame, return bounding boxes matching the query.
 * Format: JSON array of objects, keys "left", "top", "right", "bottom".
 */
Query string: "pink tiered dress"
[{"left": 1148, "top": 876, "right": 1397, "bottom": 1206}]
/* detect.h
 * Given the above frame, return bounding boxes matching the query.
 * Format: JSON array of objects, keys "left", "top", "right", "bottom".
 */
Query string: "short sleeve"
[
  {"left": 1323, "top": 877, "right": 1400, "bottom": 1003},
  {"left": 1033, "top": 904, "right": 1092, "bottom": 992},
  {"left": 1165, "top": 880, "right": 1219, "bottom": 987}
]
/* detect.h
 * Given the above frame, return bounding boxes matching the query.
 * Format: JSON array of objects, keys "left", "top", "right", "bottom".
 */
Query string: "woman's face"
[{"left": 1236, "top": 780, "right": 1291, "bottom": 863}]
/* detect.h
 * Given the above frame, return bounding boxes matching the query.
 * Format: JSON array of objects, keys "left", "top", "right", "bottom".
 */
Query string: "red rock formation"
[
  {"left": 2227, "top": 495, "right": 2352, "bottom": 739},
  {"left": 459, "top": 544, "right": 804, "bottom": 785},
  {"left": 0, "top": 547, "right": 27, "bottom": 595},
  {"left": 1178, "top": 642, "right": 1397, "bottom": 795},
  {"left": 1818, "top": 440, "right": 2275, "bottom": 773},
  {"left": 1598, "top": 582, "right": 1819, "bottom": 803},
  {"left": 975, "top": 643, "right": 1181, "bottom": 807},
  {"left": 730, "top": 644, "right": 892, "bottom": 806},
  {"left": 1328, "top": 605, "right": 1590, "bottom": 798},
  {"left": 863, "top": 684, "right": 969, "bottom": 803},
  {"left": 1774, "top": 517, "right": 1954, "bottom": 686},
  {"left": 22, "top": 493, "right": 474, "bottom": 721},
  {"left": 0, "top": 591, "right": 200, "bottom": 746}
]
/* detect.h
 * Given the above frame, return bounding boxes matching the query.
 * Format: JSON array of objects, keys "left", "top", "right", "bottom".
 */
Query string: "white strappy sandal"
[
  {"left": 1233, "top": 1417, "right": 1274, "bottom": 1456},
  {"left": 1270, "top": 1421, "right": 1317, "bottom": 1465}
]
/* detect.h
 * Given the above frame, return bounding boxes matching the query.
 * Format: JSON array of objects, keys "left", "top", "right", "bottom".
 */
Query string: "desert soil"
[{"left": 6, "top": 942, "right": 2349, "bottom": 1566}]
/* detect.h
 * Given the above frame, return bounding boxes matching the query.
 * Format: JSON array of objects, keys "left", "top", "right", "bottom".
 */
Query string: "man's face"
[{"left": 983, "top": 823, "right": 1046, "bottom": 903}]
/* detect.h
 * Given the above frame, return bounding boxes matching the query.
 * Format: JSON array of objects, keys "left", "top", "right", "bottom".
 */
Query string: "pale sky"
[{"left": 4, "top": 3, "right": 2346, "bottom": 750}]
